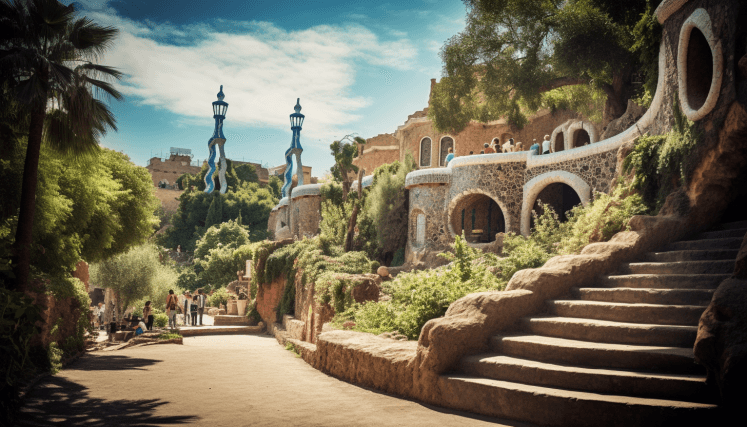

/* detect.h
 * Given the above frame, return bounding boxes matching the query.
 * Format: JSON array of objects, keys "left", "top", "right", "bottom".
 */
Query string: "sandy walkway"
[{"left": 19, "top": 335, "right": 533, "bottom": 426}]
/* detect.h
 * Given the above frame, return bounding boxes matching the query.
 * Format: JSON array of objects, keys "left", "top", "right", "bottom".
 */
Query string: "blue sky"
[{"left": 66, "top": 0, "right": 467, "bottom": 176}]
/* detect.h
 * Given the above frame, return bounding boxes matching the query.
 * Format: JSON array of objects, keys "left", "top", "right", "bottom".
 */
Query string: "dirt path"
[{"left": 18, "top": 335, "right": 533, "bottom": 426}]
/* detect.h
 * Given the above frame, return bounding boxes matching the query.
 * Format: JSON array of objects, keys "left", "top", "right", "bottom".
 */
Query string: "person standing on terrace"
[
  {"left": 444, "top": 147, "right": 455, "bottom": 166},
  {"left": 530, "top": 139, "right": 540, "bottom": 155},
  {"left": 483, "top": 143, "right": 495, "bottom": 154},
  {"left": 542, "top": 135, "right": 551, "bottom": 154}
]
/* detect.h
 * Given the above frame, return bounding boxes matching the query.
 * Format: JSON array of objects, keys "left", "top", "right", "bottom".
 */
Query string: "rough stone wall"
[
  {"left": 290, "top": 195, "right": 322, "bottom": 239},
  {"left": 256, "top": 274, "right": 285, "bottom": 326},
  {"left": 145, "top": 154, "right": 202, "bottom": 188},
  {"left": 154, "top": 187, "right": 184, "bottom": 212},
  {"left": 408, "top": 185, "right": 450, "bottom": 253},
  {"left": 526, "top": 149, "right": 618, "bottom": 195}
]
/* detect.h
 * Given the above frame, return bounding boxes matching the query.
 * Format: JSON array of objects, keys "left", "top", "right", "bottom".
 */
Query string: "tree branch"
[{"left": 536, "top": 77, "right": 591, "bottom": 93}]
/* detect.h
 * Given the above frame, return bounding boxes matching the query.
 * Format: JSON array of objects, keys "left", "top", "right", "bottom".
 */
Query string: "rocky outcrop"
[{"left": 601, "top": 100, "right": 648, "bottom": 140}]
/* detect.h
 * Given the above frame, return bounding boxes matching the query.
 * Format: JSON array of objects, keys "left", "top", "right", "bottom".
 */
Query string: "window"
[
  {"left": 439, "top": 136, "right": 454, "bottom": 166},
  {"left": 420, "top": 137, "right": 432, "bottom": 167}
]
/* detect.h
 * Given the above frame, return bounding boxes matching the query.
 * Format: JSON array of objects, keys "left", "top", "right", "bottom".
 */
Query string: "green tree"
[
  {"left": 234, "top": 163, "right": 258, "bottom": 183},
  {"left": 1, "top": 0, "right": 122, "bottom": 291},
  {"left": 430, "top": 0, "right": 661, "bottom": 133},
  {"left": 193, "top": 219, "right": 250, "bottom": 260},
  {"left": 90, "top": 244, "right": 172, "bottom": 322},
  {"left": 268, "top": 175, "right": 282, "bottom": 199},
  {"left": 204, "top": 193, "right": 223, "bottom": 229},
  {"left": 329, "top": 135, "right": 366, "bottom": 200}
]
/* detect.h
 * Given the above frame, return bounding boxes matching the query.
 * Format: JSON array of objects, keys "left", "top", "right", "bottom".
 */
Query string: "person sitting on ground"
[
  {"left": 530, "top": 139, "right": 540, "bottom": 155},
  {"left": 542, "top": 134, "right": 551, "bottom": 154},
  {"left": 444, "top": 147, "right": 455, "bottom": 166},
  {"left": 133, "top": 319, "right": 147, "bottom": 336},
  {"left": 483, "top": 143, "right": 495, "bottom": 154}
]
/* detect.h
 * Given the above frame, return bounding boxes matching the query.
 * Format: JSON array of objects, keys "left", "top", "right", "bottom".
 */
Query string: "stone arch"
[
  {"left": 567, "top": 121, "right": 599, "bottom": 148},
  {"left": 439, "top": 136, "right": 455, "bottom": 166},
  {"left": 521, "top": 171, "right": 592, "bottom": 236},
  {"left": 677, "top": 8, "right": 723, "bottom": 121},
  {"left": 447, "top": 189, "right": 512, "bottom": 241},
  {"left": 409, "top": 208, "right": 427, "bottom": 249},
  {"left": 550, "top": 122, "right": 571, "bottom": 152},
  {"left": 419, "top": 137, "right": 432, "bottom": 167}
]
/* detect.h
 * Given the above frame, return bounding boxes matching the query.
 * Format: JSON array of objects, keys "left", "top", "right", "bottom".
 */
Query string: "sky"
[{"left": 64, "top": 0, "right": 468, "bottom": 176}]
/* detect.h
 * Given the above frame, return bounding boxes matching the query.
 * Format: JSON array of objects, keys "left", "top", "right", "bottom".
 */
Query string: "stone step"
[
  {"left": 642, "top": 249, "right": 739, "bottom": 262},
  {"left": 711, "top": 220, "right": 747, "bottom": 231},
  {"left": 600, "top": 274, "right": 728, "bottom": 290},
  {"left": 572, "top": 287, "right": 715, "bottom": 306},
  {"left": 619, "top": 260, "right": 734, "bottom": 275},
  {"left": 547, "top": 300, "right": 707, "bottom": 326},
  {"left": 439, "top": 375, "right": 715, "bottom": 427},
  {"left": 459, "top": 354, "right": 711, "bottom": 403},
  {"left": 490, "top": 334, "right": 702, "bottom": 374},
  {"left": 690, "top": 228, "right": 747, "bottom": 240},
  {"left": 664, "top": 237, "right": 743, "bottom": 251},
  {"left": 213, "top": 315, "right": 251, "bottom": 326},
  {"left": 520, "top": 316, "right": 698, "bottom": 346}
]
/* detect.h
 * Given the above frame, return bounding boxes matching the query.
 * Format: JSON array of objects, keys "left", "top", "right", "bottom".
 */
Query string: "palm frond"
[{"left": 81, "top": 75, "right": 123, "bottom": 101}]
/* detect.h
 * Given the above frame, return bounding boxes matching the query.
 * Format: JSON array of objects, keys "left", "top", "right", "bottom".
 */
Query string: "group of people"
[
  {"left": 444, "top": 134, "right": 555, "bottom": 166},
  {"left": 165, "top": 289, "right": 207, "bottom": 329}
]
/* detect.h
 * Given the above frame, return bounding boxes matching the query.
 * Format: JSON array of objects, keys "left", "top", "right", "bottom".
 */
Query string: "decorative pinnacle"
[
  {"left": 294, "top": 98, "right": 301, "bottom": 113},
  {"left": 217, "top": 85, "right": 225, "bottom": 101}
]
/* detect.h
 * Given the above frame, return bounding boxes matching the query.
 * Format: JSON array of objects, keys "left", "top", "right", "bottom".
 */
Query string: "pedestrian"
[
  {"left": 542, "top": 134, "right": 551, "bottom": 154},
  {"left": 197, "top": 289, "right": 207, "bottom": 326},
  {"left": 98, "top": 302, "right": 105, "bottom": 329},
  {"left": 143, "top": 301, "right": 154, "bottom": 331},
  {"left": 166, "top": 290, "right": 179, "bottom": 330},
  {"left": 182, "top": 291, "right": 192, "bottom": 326},
  {"left": 191, "top": 295, "right": 198, "bottom": 326},
  {"left": 530, "top": 139, "right": 540, "bottom": 155},
  {"left": 444, "top": 147, "right": 455, "bottom": 166},
  {"left": 483, "top": 143, "right": 495, "bottom": 154}
]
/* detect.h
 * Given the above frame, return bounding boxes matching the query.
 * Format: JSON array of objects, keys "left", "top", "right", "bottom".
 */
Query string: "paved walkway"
[{"left": 19, "top": 335, "right": 532, "bottom": 426}]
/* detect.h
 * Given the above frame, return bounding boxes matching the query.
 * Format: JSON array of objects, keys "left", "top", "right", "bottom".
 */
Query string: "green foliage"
[
  {"left": 194, "top": 219, "right": 250, "bottom": 260},
  {"left": 246, "top": 300, "right": 261, "bottom": 323},
  {"left": 154, "top": 313, "right": 169, "bottom": 328},
  {"left": 208, "top": 287, "right": 230, "bottom": 308},
  {"left": 337, "top": 236, "right": 504, "bottom": 339},
  {"left": 268, "top": 176, "right": 283, "bottom": 199},
  {"left": 540, "top": 84, "right": 607, "bottom": 123},
  {"left": 330, "top": 136, "right": 366, "bottom": 185},
  {"left": 45, "top": 276, "right": 91, "bottom": 354},
  {"left": 430, "top": 0, "right": 660, "bottom": 132},
  {"left": 204, "top": 194, "right": 224, "bottom": 230},
  {"left": 0, "top": 142, "right": 159, "bottom": 276},
  {"left": 157, "top": 182, "right": 276, "bottom": 252},
  {"left": 91, "top": 244, "right": 179, "bottom": 319},
  {"left": 157, "top": 333, "right": 182, "bottom": 340},
  {"left": 623, "top": 98, "right": 701, "bottom": 211},
  {"left": 234, "top": 164, "right": 259, "bottom": 183},
  {"left": 0, "top": 287, "right": 43, "bottom": 423},
  {"left": 630, "top": 3, "right": 662, "bottom": 107}
]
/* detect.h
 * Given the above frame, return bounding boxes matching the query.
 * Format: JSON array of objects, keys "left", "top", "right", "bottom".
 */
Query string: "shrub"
[
  {"left": 208, "top": 287, "right": 230, "bottom": 308},
  {"left": 154, "top": 313, "right": 168, "bottom": 328}
]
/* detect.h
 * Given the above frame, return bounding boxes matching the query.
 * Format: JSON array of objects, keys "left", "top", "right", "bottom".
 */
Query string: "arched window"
[
  {"left": 420, "top": 137, "right": 432, "bottom": 167},
  {"left": 439, "top": 136, "right": 454, "bottom": 166}
]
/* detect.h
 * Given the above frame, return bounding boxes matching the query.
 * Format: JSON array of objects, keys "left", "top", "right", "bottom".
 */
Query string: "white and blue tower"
[
  {"left": 281, "top": 98, "right": 305, "bottom": 198},
  {"left": 205, "top": 85, "right": 229, "bottom": 194}
]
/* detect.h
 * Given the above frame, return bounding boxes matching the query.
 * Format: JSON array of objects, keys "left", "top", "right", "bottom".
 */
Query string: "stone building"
[{"left": 352, "top": 78, "right": 600, "bottom": 175}]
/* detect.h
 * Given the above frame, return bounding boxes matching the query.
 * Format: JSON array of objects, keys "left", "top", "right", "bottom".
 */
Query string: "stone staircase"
[{"left": 439, "top": 220, "right": 747, "bottom": 426}]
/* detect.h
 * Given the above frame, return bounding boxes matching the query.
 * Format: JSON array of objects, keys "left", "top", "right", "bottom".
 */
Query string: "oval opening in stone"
[
  {"left": 686, "top": 27, "right": 713, "bottom": 111},
  {"left": 451, "top": 193, "right": 505, "bottom": 243}
]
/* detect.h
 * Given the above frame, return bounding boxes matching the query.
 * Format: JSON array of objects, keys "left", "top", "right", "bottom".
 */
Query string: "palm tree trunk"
[{"left": 11, "top": 100, "right": 46, "bottom": 292}]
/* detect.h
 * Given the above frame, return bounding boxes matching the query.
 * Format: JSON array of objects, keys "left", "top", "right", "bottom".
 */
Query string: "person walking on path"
[
  {"left": 197, "top": 289, "right": 207, "bottom": 326},
  {"left": 191, "top": 296, "right": 198, "bottom": 326},
  {"left": 143, "top": 301, "right": 154, "bottom": 331},
  {"left": 182, "top": 292, "right": 192, "bottom": 326},
  {"left": 166, "top": 290, "right": 179, "bottom": 330}
]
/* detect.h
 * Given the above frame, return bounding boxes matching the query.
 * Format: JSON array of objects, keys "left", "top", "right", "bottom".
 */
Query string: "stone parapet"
[
  {"left": 290, "top": 183, "right": 322, "bottom": 200},
  {"left": 404, "top": 168, "right": 452, "bottom": 189}
]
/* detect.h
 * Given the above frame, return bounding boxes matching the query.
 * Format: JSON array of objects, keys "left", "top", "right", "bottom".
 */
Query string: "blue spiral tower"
[
  {"left": 281, "top": 98, "right": 305, "bottom": 198},
  {"left": 205, "top": 85, "right": 229, "bottom": 194}
]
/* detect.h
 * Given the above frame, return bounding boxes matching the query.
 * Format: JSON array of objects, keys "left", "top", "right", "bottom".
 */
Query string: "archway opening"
[
  {"left": 573, "top": 129, "right": 591, "bottom": 148},
  {"left": 451, "top": 194, "right": 505, "bottom": 243},
  {"left": 530, "top": 183, "right": 582, "bottom": 229},
  {"left": 554, "top": 132, "right": 565, "bottom": 152},
  {"left": 686, "top": 27, "right": 713, "bottom": 111}
]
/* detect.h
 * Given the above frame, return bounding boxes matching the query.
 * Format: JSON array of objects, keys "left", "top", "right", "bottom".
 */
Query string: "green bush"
[
  {"left": 157, "top": 333, "right": 181, "bottom": 340},
  {"left": 154, "top": 313, "right": 168, "bottom": 328},
  {"left": 208, "top": 287, "right": 230, "bottom": 308},
  {"left": 335, "top": 235, "right": 504, "bottom": 339}
]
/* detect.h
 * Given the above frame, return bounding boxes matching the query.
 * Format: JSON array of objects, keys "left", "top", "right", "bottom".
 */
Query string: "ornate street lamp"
[
  {"left": 205, "top": 85, "right": 229, "bottom": 194},
  {"left": 281, "top": 98, "right": 305, "bottom": 198}
]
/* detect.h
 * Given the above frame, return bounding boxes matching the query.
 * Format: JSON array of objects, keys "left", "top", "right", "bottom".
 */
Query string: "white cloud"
[{"left": 86, "top": 11, "right": 418, "bottom": 143}]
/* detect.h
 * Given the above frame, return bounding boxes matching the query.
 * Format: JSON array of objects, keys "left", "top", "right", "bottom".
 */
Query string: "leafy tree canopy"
[
  {"left": 330, "top": 135, "right": 366, "bottom": 199},
  {"left": 193, "top": 219, "right": 250, "bottom": 260},
  {"left": 430, "top": 0, "right": 661, "bottom": 133}
]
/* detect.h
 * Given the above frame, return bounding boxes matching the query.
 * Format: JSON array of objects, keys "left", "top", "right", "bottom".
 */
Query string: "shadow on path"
[
  {"left": 17, "top": 376, "right": 197, "bottom": 426},
  {"left": 66, "top": 355, "right": 162, "bottom": 371}
]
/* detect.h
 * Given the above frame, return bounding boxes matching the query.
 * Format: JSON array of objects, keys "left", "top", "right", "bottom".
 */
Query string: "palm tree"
[{"left": 0, "top": 0, "right": 122, "bottom": 291}]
